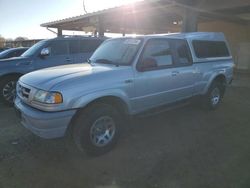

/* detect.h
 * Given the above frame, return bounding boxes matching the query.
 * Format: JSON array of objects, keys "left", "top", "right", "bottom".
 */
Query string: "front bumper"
[{"left": 14, "top": 97, "right": 76, "bottom": 139}]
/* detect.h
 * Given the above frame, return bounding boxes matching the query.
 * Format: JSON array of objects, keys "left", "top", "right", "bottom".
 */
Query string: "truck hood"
[{"left": 20, "top": 63, "right": 131, "bottom": 91}]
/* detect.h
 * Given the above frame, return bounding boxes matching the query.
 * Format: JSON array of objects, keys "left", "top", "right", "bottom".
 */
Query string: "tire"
[
  {"left": 0, "top": 75, "right": 19, "bottom": 106},
  {"left": 72, "top": 103, "right": 122, "bottom": 156},
  {"left": 203, "top": 81, "right": 224, "bottom": 110}
]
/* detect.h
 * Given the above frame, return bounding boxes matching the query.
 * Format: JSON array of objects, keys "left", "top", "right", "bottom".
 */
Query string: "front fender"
[
  {"left": 70, "top": 89, "right": 132, "bottom": 114},
  {"left": 0, "top": 70, "right": 23, "bottom": 79},
  {"left": 0, "top": 70, "right": 8, "bottom": 77},
  {"left": 0, "top": 67, "right": 17, "bottom": 77},
  {"left": 0, "top": 65, "right": 31, "bottom": 78}
]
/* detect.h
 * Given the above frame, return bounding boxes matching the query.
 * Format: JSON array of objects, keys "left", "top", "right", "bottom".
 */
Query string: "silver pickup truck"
[{"left": 15, "top": 32, "right": 234, "bottom": 155}]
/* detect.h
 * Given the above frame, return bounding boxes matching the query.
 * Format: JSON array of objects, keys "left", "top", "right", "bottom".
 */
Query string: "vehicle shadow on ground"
[{"left": 1, "top": 102, "right": 201, "bottom": 159}]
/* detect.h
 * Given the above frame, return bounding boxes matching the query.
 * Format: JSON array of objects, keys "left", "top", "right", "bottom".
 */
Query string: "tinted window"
[
  {"left": 69, "top": 40, "right": 80, "bottom": 54},
  {"left": 15, "top": 49, "right": 27, "bottom": 56},
  {"left": 15, "top": 49, "right": 26, "bottom": 57},
  {"left": 0, "top": 48, "right": 26, "bottom": 58},
  {"left": 9, "top": 51, "right": 18, "bottom": 58},
  {"left": 80, "top": 39, "right": 103, "bottom": 53},
  {"left": 142, "top": 39, "right": 173, "bottom": 67},
  {"left": 193, "top": 40, "right": 230, "bottom": 58},
  {"left": 174, "top": 40, "right": 192, "bottom": 64},
  {"left": 49, "top": 41, "right": 68, "bottom": 56},
  {"left": 0, "top": 49, "right": 12, "bottom": 58}
]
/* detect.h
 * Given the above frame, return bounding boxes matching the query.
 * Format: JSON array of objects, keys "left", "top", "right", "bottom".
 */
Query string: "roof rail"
[{"left": 58, "top": 35, "right": 93, "bottom": 38}]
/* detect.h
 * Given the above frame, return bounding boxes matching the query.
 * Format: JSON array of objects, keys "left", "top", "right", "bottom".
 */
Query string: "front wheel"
[
  {"left": 0, "top": 76, "right": 19, "bottom": 106},
  {"left": 72, "top": 103, "right": 122, "bottom": 156}
]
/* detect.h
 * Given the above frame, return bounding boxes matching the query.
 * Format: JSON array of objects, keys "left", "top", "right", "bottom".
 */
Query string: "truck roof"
[{"left": 119, "top": 32, "right": 227, "bottom": 41}]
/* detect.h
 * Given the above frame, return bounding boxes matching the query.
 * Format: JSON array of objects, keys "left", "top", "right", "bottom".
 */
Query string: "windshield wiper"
[{"left": 95, "top": 59, "right": 119, "bottom": 67}]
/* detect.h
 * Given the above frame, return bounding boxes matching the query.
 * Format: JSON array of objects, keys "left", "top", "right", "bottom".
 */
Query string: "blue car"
[
  {"left": 0, "top": 36, "right": 105, "bottom": 105},
  {"left": 0, "top": 47, "right": 29, "bottom": 59},
  {"left": 0, "top": 47, "right": 10, "bottom": 53}
]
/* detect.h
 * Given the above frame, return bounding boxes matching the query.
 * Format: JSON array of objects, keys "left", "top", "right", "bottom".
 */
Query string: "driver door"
[{"left": 133, "top": 38, "right": 194, "bottom": 113}]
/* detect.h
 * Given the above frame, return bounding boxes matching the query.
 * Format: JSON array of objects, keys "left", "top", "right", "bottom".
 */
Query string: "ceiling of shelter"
[
  {"left": 195, "top": 0, "right": 250, "bottom": 11},
  {"left": 41, "top": 0, "right": 250, "bottom": 34},
  {"left": 216, "top": 5, "right": 250, "bottom": 21}
]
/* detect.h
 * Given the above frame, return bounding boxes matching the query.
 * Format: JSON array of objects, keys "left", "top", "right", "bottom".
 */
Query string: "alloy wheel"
[
  {"left": 90, "top": 116, "right": 116, "bottom": 147},
  {"left": 2, "top": 81, "right": 16, "bottom": 103}
]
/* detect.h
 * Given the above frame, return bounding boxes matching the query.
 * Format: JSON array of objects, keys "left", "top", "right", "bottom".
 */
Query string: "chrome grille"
[{"left": 17, "top": 82, "right": 31, "bottom": 100}]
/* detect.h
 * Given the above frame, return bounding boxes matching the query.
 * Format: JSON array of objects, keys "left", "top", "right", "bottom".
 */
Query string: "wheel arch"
[
  {"left": 67, "top": 95, "right": 131, "bottom": 136},
  {"left": 0, "top": 73, "right": 23, "bottom": 105},
  {"left": 82, "top": 95, "right": 130, "bottom": 115},
  {"left": 213, "top": 74, "right": 227, "bottom": 84},
  {"left": 204, "top": 73, "right": 227, "bottom": 95},
  {"left": 0, "top": 72, "right": 23, "bottom": 81}
]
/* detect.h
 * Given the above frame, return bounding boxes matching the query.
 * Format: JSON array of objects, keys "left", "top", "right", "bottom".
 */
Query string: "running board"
[{"left": 137, "top": 101, "right": 190, "bottom": 118}]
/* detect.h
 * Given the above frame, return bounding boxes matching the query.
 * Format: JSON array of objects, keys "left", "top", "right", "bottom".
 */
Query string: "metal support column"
[
  {"left": 57, "top": 28, "right": 63, "bottom": 36},
  {"left": 97, "top": 16, "right": 105, "bottom": 37},
  {"left": 181, "top": 8, "right": 198, "bottom": 32}
]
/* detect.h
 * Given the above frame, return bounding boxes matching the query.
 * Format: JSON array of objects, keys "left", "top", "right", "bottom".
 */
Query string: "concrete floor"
[{"left": 0, "top": 75, "right": 250, "bottom": 188}]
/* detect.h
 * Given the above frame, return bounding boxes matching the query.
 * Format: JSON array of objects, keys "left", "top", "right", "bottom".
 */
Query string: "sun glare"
[{"left": 91, "top": 0, "right": 141, "bottom": 11}]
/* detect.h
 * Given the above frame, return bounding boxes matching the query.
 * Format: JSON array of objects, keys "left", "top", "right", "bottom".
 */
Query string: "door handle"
[
  {"left": 124, "top": 79, "right": 133, "bottom": 84},
  {"left": 66, "top": 58, "right": 72, "bottom": 62},
  {"left": 21, "top": 61, "right": 32, "bottom": 65},
  {"left": 171, "top": 71, "right": 179, "bottom": 76},
  {"left": 193, "top": 68, "right": 201, "bottom": 74}
]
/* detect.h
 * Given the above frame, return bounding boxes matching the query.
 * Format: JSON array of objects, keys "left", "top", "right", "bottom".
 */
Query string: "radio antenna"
[{"left": 83, "top": 0, "right": 88, "bottom": 14}]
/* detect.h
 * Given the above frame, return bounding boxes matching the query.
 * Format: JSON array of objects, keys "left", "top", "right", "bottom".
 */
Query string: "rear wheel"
[
  {"left": 0, "top": 76, "right": 19, "bottom": 106},
  {"left": 72, "top": 103, "right": 122, "bottom": 156},
  {"left": 204, "top": 81, "right": 225, "bottom": 110}
]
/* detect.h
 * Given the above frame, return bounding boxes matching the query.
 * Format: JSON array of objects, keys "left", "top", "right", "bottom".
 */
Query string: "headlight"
[{"left": 33, "top": 90, "right": 63, "bottom": 104}]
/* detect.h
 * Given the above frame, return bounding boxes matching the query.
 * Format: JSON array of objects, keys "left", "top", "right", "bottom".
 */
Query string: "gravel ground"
[{"left": 0, "top": 78, "right": 250, "bottom": 188}]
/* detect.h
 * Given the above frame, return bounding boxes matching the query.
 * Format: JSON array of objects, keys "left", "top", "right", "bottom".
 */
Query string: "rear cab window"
[{"left": 192, "top": 40, "right": 230, "bottom": 58}]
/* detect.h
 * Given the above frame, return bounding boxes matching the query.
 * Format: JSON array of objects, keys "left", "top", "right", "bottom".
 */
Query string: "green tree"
[{"left": 15, "top": 37, "right": 28, "bottom": 41}]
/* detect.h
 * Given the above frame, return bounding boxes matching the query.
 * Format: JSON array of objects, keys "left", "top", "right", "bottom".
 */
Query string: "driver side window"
[
  {"left": 47, "top": 41, "right": 68, "bottom": 56},
  {"left": 142, "top": 39, "right": 173, "bottom": 67}
]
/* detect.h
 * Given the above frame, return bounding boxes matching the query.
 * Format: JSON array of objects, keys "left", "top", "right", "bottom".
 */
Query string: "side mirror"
[
  {"left": 40, "top": 48, "right": 50, "bottom": 57},
  {"left": 138, "top": 57, "right": 158, "bottom": 71}
]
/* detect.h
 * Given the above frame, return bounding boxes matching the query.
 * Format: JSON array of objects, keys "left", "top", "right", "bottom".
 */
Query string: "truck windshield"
[
  {"left": 90, "top": 38, "right": 143, "bottom": 66},
  {"left": 21, "top": 40, "right": 47, "bottom": 57}
]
